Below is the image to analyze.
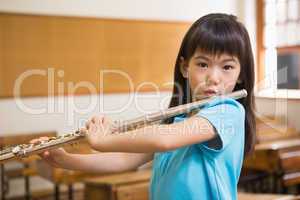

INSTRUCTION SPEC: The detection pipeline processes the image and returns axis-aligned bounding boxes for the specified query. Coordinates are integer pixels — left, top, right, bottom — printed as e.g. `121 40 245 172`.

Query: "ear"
179 57 188 78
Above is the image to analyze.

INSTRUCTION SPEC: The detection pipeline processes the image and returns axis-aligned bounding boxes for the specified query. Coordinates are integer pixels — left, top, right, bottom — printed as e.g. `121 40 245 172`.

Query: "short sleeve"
196 97 245 153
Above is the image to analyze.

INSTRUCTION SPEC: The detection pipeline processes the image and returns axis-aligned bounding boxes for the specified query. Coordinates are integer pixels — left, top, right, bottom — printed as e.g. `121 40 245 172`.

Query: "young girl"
34 13 256 200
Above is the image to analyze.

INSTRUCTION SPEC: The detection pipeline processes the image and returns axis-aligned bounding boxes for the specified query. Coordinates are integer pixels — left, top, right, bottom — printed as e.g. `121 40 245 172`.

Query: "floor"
1 175 84 200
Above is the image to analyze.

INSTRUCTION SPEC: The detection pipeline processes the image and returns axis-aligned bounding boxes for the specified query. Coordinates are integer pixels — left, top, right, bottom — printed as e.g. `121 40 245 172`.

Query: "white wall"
0 0 239 22
0 92 172 135
0 0 257 136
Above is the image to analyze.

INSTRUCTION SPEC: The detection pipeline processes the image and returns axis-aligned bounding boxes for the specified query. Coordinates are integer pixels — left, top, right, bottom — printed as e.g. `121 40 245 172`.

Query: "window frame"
256 0 300 98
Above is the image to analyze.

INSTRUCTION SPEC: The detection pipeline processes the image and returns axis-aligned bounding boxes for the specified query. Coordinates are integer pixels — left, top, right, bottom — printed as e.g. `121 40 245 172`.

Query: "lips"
203 89 218 96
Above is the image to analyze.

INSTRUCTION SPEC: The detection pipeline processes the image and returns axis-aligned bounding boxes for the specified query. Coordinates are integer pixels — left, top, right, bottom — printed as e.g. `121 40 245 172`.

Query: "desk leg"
68 185 73 200
1 164 5 200
55 184 60 200
272 172 281 193
272 173 277 193
297 184 300 194
24 163 31 200
24 176 30 200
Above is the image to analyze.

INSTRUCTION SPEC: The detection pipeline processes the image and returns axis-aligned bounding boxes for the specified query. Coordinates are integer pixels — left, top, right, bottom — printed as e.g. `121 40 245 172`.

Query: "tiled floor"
1 176 84 200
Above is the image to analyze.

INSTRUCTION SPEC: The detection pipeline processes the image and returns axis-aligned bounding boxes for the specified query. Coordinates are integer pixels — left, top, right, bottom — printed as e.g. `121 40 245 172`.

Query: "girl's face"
180 49 241 101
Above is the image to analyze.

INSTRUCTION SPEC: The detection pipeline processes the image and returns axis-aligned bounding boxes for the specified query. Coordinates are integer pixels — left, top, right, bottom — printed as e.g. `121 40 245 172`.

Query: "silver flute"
0 89 247 163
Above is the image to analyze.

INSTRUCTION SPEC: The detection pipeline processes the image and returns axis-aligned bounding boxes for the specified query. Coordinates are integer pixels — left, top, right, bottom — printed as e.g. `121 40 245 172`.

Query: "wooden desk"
84 170 151 200
35 142 105 200
84 169 300 200
244 138 300 172
243 117 300 193
245 116 300 172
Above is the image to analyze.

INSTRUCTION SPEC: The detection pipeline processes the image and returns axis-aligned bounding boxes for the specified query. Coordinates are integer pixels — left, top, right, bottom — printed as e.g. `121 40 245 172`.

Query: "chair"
0 131 56 200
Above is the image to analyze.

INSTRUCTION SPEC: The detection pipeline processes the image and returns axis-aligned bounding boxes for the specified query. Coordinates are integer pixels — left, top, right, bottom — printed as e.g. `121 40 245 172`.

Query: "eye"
223 65 234 70
198 62 208 68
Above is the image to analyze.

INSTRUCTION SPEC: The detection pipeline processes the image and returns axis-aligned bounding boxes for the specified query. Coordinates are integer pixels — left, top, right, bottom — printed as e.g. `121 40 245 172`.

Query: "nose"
206 68 221 85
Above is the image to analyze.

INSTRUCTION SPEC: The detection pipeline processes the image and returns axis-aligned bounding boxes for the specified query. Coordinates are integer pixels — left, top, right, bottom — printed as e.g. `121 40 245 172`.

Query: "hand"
30 137 67 168
84 115 116 149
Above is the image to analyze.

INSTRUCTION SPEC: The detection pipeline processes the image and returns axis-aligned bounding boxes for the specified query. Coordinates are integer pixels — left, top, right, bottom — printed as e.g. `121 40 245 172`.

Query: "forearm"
92 117 215 153
53 152 152 173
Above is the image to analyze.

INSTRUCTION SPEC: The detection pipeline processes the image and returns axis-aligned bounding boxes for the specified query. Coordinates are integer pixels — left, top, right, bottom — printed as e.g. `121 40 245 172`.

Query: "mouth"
203 89 218 97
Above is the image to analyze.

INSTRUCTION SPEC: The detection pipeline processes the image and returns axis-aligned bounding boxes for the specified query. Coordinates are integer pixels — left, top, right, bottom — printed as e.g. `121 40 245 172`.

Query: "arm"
55 152 153 173
87 115 216 153
32 137 153 173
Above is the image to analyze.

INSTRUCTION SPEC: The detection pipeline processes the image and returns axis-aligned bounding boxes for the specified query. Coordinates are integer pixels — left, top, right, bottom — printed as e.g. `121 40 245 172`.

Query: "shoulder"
199 97 245 118
196 97 245 152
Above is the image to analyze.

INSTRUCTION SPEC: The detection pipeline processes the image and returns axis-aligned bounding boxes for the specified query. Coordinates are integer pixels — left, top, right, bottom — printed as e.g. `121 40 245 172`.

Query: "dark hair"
165 13 256 156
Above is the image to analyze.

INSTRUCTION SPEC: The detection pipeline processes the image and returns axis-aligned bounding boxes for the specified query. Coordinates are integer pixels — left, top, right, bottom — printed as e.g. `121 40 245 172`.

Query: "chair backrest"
280 147 300 172
279 147 300 186
0 131 57 148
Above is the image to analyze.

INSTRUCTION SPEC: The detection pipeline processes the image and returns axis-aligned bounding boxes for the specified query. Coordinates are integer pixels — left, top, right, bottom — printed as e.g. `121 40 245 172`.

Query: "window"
257 0 300 92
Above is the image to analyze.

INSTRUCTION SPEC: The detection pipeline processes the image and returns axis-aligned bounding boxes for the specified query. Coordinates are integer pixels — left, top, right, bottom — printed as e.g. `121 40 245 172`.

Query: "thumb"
38 151 50 158
79 127 88 135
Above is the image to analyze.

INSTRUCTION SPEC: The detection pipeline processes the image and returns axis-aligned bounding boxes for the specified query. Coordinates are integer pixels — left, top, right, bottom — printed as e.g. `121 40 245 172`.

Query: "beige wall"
3 0 300 156
0 0 259 135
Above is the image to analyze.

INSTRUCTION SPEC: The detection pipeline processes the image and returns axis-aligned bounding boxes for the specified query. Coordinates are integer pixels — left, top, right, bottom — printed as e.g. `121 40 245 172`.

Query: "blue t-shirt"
150 97 245 200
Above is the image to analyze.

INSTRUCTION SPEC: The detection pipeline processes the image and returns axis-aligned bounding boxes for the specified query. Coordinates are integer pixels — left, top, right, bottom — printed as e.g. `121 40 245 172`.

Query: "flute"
0 89 247 163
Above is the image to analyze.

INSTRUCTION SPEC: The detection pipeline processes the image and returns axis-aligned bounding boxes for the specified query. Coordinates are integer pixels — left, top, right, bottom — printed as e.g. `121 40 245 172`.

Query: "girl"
34 13 256 200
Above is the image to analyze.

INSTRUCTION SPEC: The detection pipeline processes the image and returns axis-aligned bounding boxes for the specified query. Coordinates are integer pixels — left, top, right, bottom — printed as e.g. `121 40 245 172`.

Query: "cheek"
224 74 240 90
224 82 236 91
188 71 206 90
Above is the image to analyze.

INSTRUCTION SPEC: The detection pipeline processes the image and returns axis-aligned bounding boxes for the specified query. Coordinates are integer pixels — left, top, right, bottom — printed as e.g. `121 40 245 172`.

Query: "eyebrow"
222 58 238 63
194 55 210 61
194 55 238 63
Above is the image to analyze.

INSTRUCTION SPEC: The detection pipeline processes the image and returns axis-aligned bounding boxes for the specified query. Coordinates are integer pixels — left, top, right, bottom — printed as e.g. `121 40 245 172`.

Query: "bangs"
185 18 245 59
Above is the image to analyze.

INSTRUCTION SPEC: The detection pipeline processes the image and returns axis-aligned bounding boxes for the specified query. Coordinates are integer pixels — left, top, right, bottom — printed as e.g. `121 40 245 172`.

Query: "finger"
42 151 50 157
86 123 95 133
111 123 119 133
39 137 49 141
30 137 49 144
102 116 110 124
79 127 89 135
91 115 104 124
79 127 88 135
100 115 104 123
91 116 96 123
91 124 100 133
37 151 48 158
85 120 92 129
103 117 118 133
43 155 60 168
30 139 39 144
